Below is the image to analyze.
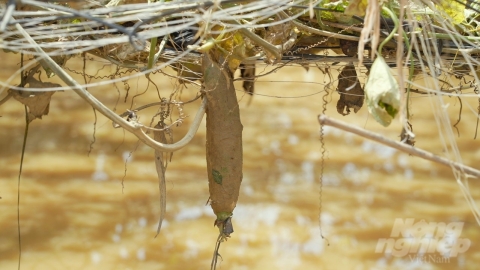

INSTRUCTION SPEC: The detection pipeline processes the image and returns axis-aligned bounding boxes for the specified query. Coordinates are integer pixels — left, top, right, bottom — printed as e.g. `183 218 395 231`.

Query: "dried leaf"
364 56 400 127
9 76 58 123
264 21 292 63
298 62 310 72
222 216 234 237
340 39 358 57
240 63 255 105
40 55 70 78
400 122 416 146
336 63 364 116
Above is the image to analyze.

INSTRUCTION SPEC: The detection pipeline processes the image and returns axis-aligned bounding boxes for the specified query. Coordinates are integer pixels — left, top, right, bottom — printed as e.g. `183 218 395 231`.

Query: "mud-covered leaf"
9 76 58 123
336 63 364 116
364 56 400 127
203 52 243 217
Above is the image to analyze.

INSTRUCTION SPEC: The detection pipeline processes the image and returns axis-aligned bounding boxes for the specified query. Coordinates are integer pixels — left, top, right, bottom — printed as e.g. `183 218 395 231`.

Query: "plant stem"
378 6 398 54
318 115 480 178
147 37 158 71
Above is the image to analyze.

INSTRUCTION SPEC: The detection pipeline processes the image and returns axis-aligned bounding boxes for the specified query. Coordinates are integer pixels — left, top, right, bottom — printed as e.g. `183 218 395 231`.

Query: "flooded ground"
1 52 480 270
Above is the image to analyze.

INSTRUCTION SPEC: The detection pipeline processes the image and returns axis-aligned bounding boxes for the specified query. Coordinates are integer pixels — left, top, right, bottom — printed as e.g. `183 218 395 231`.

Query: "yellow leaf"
345 0 368 16
437 0 465 25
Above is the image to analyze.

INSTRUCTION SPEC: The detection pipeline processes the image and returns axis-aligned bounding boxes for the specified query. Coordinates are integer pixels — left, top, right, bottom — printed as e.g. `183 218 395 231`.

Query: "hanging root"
210 216 233 270
153 121 168 237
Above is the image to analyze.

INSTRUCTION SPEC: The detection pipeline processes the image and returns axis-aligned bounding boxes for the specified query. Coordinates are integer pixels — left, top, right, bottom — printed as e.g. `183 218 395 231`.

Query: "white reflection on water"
280 172 296 185
398 154 410 168
119 246 128 259
404 169 414 180
322 124 344 137
344 132 355 145
234 204 281 229
322 173 341 186
301 161 315 184
321 212 335 227
307 150 322 160
183 239 200 258
136 248 146 261
288 134 299 145
242 183 254 197
91 251 102 264
112 234 121 243
270 140 282 155
138 217 147 227
175 206 206 221
92 152 108 181
277 112 292 129
302 228 324 255
115 223 123 233
384 161 395 172
122 151 132 163
361 140 397 159
270 228 302 267
342 162 357 178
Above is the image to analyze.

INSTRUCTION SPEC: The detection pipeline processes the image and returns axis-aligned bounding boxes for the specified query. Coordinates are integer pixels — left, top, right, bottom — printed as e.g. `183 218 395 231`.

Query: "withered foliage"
336 63 364 116
340 39 358 57
9 75 58 123
239 63 255 104
400 122 416 146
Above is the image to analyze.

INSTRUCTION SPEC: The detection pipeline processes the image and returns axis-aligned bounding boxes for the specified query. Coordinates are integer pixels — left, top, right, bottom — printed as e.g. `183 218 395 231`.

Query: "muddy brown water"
1 52 480 270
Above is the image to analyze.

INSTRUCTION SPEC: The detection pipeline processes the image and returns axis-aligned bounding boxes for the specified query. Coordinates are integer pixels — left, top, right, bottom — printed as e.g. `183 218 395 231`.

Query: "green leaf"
378 100 398 118
212 169 223 185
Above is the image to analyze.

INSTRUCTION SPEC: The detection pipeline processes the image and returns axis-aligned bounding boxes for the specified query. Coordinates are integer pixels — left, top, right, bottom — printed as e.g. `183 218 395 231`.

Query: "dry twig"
318 115 480 178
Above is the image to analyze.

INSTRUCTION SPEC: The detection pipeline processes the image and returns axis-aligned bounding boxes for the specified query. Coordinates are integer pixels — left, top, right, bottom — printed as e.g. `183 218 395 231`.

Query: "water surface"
1 53 480 269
